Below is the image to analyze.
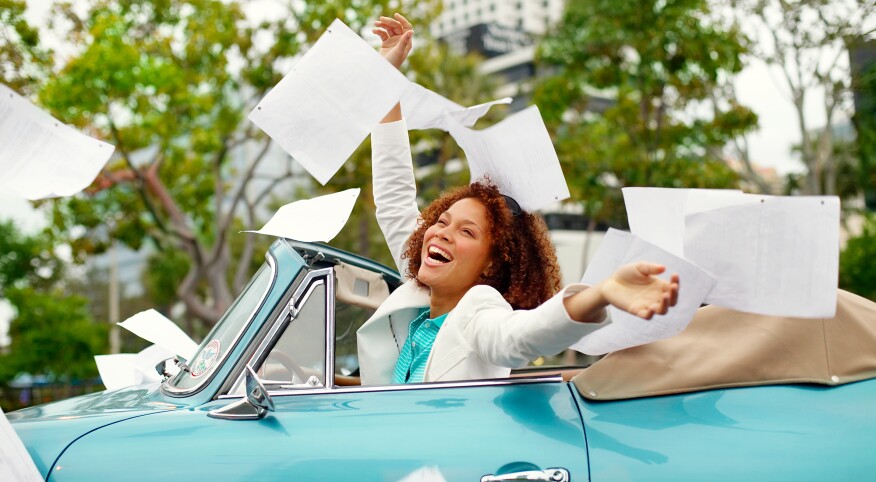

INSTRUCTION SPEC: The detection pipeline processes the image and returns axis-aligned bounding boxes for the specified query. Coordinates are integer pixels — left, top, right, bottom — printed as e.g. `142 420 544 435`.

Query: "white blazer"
356 120 608 386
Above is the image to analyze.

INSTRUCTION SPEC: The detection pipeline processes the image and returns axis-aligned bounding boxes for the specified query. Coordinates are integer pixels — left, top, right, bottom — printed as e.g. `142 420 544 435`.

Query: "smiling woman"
355 13 680 387
406 182 561 313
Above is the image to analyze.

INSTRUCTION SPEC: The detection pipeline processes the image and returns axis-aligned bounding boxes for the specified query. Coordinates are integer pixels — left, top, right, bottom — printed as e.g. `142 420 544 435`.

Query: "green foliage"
839 216 876 302
536 0 755 225
0 220 63 296
0 288 106 382
143 247 190 307
852 48 876 209
38 0 439 323
0 0 51 94
0 220 105 384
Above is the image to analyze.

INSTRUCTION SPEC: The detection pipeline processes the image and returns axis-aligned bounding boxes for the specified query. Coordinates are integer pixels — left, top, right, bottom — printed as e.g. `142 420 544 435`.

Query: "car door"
49 262 591 481
208 265 591 481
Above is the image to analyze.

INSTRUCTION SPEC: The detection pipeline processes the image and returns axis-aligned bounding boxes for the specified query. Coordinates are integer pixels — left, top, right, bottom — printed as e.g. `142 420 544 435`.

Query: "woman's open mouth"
426 245 453 265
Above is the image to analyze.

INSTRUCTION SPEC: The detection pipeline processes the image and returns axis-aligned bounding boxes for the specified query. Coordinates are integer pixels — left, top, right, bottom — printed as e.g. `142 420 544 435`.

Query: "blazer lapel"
357 280 430 385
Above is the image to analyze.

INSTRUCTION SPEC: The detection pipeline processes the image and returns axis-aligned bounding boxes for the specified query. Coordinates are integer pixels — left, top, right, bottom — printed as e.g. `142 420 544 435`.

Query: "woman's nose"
436 226 451 241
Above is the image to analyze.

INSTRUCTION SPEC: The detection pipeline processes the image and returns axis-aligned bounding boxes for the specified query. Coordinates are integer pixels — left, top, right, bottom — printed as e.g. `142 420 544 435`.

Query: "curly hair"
402 180 562 310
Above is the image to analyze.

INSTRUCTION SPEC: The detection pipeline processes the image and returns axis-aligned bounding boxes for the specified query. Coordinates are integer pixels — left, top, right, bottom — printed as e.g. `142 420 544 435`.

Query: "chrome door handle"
481 468 569 482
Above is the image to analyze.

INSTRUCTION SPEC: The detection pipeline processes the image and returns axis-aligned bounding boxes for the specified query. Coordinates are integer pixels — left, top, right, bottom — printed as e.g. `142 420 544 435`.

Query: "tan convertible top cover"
572 289 876 400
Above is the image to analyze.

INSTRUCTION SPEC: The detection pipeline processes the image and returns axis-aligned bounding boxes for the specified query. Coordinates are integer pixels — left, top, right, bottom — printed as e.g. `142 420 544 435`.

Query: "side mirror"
208 365 275 420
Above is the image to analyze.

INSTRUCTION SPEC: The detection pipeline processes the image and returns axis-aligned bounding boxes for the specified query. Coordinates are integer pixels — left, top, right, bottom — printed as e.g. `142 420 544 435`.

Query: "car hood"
8 383 185 478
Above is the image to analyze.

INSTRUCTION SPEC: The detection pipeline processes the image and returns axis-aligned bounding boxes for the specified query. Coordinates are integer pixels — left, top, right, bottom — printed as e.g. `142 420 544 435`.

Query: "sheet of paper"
243 188 359 242
445 105 569 212
248 19 409 185
118 309 199 360
622 188 745 256
95 354 140 391
570 229 716 355
0 408 43 482
400 83 511 131
94 345 173 391
684 195 840 317
0 84 114 200
135 344 176 381
400 83 463 130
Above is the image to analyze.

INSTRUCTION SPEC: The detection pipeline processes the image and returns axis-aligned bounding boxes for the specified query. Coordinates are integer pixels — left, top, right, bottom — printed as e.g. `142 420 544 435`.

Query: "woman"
356 14 679 386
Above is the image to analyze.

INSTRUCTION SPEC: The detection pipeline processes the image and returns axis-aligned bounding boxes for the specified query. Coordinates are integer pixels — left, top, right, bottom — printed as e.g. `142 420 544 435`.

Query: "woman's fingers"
669 274 680 306
636 262 666 277
379 15 404 34
372 28 389 41
395 13 413 30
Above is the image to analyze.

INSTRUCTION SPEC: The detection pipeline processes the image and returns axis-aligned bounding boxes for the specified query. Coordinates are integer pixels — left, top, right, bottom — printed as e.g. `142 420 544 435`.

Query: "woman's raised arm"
371 13 418 275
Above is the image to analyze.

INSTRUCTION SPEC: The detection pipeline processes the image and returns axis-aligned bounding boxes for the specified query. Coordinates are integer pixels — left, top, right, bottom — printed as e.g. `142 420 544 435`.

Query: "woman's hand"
373 13 413 69
563 262 680 323
599 263 680 319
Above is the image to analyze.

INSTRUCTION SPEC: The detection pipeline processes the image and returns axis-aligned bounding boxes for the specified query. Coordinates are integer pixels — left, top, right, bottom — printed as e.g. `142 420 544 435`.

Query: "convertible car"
9 239 876 481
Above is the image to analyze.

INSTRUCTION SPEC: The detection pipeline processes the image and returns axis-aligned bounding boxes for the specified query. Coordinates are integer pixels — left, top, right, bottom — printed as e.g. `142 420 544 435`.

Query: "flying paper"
248 19 409 185
623 187 840 318
0 84 114 200
571 229 716 356
684 195 840 317
401 82 512 131
118 309 199 360
445 105 569 212
94 344 176 391
622 187 747 256
244 188 359 243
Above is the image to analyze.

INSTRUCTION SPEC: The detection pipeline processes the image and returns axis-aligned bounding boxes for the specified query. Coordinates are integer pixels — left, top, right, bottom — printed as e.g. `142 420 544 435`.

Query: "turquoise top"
391 308 449 384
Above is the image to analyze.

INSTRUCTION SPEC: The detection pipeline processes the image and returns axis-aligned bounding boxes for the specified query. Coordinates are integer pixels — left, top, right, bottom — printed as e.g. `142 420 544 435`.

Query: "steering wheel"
264 350 310 384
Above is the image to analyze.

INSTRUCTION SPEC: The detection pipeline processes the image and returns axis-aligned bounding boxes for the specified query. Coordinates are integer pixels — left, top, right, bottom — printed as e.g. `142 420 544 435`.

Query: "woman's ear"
480 258 494 279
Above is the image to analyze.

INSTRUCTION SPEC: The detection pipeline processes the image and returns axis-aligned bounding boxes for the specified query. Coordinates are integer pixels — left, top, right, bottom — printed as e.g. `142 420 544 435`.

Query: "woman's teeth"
428 245 451 263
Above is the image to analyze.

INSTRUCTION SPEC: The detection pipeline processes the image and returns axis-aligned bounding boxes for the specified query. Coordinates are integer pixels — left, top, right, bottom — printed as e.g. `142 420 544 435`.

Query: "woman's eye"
462 229 474 237
436 219 447 226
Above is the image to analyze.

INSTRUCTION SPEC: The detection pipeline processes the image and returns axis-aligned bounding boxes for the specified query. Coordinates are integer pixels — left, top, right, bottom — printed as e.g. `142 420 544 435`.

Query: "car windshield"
165 260 275 392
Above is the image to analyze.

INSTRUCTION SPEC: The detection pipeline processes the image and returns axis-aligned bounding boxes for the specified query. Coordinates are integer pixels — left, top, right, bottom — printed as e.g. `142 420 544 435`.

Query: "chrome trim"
228 268 333 394
163 252 278 396
218 375 564 400
324 270 336 389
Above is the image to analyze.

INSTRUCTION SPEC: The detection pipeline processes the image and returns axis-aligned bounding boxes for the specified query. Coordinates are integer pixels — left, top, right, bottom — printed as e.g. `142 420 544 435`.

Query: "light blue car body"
10 240 876 481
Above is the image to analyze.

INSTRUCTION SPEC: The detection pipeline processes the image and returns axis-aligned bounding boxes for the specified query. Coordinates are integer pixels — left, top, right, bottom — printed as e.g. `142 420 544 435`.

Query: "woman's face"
417 197 493 296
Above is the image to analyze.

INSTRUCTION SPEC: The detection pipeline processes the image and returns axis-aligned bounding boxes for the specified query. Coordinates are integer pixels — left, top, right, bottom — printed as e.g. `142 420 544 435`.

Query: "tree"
734 0 876 197
839 215 876 301
0 0 51 95
0 220 63 295
536 0 757 226
0 288 106 388
850 40 876 210
0 220 105 389
39 0 437 328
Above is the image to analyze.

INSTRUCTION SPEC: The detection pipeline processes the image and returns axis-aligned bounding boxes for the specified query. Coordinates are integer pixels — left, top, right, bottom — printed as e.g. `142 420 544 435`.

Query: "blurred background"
0 0 874 410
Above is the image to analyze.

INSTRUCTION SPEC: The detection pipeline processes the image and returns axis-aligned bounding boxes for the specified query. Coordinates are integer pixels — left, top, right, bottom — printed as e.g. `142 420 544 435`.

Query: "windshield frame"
162 252 277 397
